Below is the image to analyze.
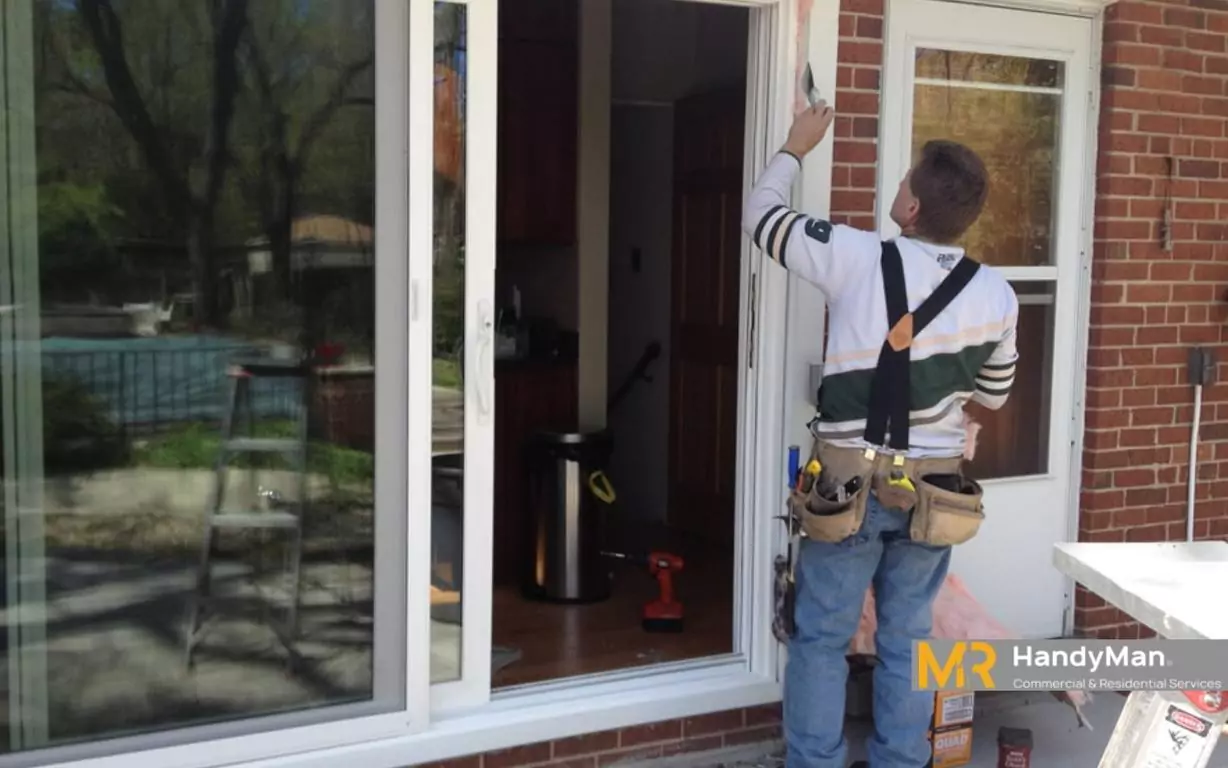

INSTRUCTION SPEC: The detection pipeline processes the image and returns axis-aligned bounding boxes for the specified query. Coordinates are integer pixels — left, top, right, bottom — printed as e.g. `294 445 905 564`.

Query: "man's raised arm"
741 101 877 299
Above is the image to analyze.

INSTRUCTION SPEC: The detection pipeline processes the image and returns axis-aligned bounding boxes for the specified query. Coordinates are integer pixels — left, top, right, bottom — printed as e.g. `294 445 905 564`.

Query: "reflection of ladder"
184 355 309 669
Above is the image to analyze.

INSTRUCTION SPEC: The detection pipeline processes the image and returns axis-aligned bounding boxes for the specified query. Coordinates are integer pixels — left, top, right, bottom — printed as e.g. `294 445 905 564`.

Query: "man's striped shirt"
743 151 1020 459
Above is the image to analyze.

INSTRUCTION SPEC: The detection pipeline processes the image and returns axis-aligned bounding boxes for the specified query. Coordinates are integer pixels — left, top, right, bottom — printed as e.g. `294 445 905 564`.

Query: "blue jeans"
783 493 951 768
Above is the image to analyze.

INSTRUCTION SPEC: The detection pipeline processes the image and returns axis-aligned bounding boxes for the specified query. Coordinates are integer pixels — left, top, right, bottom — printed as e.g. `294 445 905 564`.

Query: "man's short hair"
909 140 989 244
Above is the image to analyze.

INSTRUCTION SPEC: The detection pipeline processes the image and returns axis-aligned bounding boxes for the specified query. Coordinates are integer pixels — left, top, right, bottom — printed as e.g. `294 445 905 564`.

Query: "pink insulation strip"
794 0 815 114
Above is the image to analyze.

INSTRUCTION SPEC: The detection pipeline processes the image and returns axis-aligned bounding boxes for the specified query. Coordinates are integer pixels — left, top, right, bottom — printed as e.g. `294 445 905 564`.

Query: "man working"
744 100 1018 768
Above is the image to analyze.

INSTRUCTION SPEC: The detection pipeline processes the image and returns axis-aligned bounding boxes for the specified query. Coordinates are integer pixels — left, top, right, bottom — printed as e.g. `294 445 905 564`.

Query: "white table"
1053 541 1228 641
1054 541 1228 767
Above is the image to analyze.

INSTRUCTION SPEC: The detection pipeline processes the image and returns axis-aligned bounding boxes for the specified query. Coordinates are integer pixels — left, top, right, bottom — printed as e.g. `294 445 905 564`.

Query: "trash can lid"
533 430 610 444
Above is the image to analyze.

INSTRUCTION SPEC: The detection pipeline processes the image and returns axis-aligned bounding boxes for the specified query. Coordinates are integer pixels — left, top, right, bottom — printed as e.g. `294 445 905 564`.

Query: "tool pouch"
871 473 917 512
787 472 872 543
909 472 985 547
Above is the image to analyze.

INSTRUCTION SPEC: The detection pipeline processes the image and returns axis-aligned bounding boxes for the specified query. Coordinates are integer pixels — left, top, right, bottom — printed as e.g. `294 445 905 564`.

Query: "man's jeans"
783 492 951 768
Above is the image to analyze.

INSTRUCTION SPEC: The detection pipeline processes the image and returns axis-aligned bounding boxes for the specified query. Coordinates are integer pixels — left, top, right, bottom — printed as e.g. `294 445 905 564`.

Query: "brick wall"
831 0 884 228
411 705 781 768
1079 0 1228 638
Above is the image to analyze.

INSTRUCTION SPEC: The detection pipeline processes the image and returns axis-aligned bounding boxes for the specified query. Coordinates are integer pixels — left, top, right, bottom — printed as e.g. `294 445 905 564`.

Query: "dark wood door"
668 86 745 549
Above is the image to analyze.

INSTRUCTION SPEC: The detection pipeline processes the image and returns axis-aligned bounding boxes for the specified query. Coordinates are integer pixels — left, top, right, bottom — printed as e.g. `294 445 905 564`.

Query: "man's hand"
782 100 835 159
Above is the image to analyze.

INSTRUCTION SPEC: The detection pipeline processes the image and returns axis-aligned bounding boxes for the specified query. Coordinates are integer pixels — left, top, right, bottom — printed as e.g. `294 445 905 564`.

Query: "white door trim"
877 0 1098 638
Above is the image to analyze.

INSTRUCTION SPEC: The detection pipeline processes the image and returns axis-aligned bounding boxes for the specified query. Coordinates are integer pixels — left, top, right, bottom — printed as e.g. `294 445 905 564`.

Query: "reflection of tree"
911 54 1059 267
35 1 377 339
433 4 466 366
70 0 250 328
242 2 374 304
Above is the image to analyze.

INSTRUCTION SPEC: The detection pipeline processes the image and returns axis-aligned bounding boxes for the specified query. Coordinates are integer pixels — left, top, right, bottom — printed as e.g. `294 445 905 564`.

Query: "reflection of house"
245 214 374 274
235 215 375 322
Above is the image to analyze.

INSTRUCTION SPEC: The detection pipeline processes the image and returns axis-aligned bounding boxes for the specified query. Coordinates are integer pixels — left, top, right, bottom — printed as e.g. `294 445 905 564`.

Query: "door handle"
476 299 494 426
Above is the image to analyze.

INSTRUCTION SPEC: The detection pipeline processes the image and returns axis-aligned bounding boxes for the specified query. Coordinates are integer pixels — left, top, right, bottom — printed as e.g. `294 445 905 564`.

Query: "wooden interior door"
668 85 745 550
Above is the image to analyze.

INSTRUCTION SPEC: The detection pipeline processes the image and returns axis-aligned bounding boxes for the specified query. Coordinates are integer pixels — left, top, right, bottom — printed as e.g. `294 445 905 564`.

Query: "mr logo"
914 641 997 690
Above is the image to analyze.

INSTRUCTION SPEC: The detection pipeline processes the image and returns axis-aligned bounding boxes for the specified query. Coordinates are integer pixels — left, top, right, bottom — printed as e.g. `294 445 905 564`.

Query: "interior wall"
606 0 748 526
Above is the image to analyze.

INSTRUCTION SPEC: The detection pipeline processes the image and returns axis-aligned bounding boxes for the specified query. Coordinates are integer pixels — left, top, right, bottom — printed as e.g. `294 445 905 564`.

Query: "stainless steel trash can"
523 430 614 603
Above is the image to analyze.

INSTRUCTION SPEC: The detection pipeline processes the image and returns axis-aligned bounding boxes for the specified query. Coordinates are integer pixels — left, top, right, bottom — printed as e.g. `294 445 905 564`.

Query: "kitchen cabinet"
497 0 578 246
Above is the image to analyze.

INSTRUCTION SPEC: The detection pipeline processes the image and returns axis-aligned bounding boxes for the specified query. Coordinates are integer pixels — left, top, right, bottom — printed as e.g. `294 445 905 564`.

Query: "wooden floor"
491 537 735 688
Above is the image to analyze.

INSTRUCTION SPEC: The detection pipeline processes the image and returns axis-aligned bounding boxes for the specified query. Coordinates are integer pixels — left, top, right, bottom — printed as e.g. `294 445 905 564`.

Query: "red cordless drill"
642 551 684 632
602 550 685 632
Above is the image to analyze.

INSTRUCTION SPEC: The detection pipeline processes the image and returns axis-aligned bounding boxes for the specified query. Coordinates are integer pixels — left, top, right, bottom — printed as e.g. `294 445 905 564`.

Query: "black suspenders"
862 241 981 451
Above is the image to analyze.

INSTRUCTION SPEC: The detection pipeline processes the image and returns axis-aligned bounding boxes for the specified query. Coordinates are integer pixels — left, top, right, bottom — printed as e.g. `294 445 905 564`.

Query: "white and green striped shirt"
744 151 1019 459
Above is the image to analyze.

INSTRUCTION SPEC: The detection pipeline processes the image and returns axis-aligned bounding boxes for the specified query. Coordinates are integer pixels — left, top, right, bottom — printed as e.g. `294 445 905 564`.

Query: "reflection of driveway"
433 386 463 456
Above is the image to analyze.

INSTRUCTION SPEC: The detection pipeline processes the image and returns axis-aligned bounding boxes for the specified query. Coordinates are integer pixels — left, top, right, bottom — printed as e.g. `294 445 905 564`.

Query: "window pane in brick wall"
915 49 1063 89
964 281 1055 480
911 61 1062 268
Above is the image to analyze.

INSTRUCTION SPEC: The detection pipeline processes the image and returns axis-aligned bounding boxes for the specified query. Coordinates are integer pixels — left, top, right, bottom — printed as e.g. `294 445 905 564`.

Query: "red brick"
1141 24 1185 46
661 738 723 758
619 720 682 747
745 704 783 726
1167 49 1207 72
1189 31 1227 52
840 0 884 15
1183 116 1224 137
839 90 879 114
1108 44 1163 67
838 14 856 37
833 141 876 164
837 63 854 88
723 726 781 747
841 41 882 65
553 732 620 758
682 711 743 738
485 743 553 768
1127 283 1171 303
850 166 876 188
1138 69 1185 93
852 116 878 138
597 747 662 767
852 68 880 90
1106 21 1140 43
1113 2 1163 23
1165 6 1207 28
1181 158 1221 177
855 15 883 39
1138 112 1181 134
1160 92 1204 113
420 758 482 768
539 760 598 768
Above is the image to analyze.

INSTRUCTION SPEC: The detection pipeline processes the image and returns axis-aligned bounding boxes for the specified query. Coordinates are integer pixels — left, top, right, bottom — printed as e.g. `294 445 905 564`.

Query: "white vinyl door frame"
424 0 803 716
876 0 1101 638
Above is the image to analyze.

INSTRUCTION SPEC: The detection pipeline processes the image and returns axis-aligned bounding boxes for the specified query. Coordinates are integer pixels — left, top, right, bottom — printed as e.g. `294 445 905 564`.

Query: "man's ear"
902 199 921 230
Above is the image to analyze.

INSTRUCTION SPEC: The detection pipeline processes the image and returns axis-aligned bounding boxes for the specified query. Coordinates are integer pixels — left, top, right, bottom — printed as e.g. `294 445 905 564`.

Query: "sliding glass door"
417 0 498 710
0 0 413 762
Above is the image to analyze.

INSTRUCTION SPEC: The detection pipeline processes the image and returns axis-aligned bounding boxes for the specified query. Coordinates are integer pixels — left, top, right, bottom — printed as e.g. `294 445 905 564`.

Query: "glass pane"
430 1 465 685
2 0 378 753
965 281 1054 479
915 49 1062 88
911 56 1063 267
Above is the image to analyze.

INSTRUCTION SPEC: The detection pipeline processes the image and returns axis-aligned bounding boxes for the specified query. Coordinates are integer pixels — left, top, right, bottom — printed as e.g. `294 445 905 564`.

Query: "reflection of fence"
42 345 301 435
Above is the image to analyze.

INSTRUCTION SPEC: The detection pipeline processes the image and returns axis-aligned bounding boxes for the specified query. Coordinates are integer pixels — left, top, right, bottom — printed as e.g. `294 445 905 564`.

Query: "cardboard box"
931 691 975 767
935 690 976 729
932 725 973 768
